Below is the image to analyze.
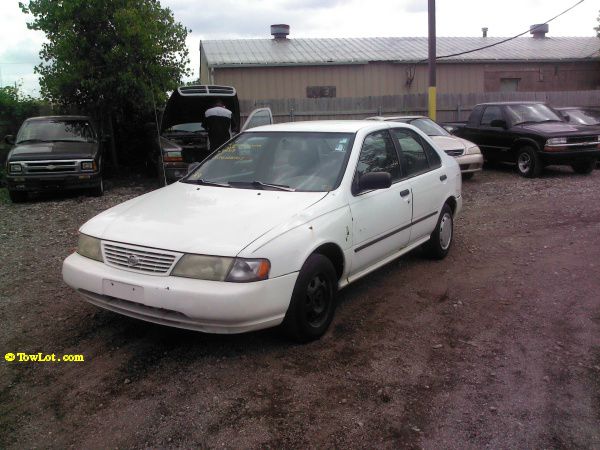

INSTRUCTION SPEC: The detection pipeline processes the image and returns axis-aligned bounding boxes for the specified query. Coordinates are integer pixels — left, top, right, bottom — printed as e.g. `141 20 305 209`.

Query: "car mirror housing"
490 119 507 129
355 171 392 194
4 134 15 145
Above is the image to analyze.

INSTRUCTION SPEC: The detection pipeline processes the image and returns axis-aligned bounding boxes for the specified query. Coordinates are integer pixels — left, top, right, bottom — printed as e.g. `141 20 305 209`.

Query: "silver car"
367 116 483 179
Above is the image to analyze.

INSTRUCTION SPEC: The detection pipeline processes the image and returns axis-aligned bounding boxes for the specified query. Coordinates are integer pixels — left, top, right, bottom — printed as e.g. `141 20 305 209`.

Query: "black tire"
281 254 338 343
89 178 104 197
423 204 453 260
571 158 596 175
8 190 27 203
462 172 474 180
516 146 542 178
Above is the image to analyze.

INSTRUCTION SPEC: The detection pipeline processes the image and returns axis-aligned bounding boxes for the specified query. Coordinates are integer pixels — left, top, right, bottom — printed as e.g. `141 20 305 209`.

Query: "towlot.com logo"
4 352 84 363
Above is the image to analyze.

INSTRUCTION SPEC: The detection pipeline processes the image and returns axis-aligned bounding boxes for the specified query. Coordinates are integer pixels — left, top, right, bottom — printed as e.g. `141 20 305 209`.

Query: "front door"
241 108 273 132
348 130 413 276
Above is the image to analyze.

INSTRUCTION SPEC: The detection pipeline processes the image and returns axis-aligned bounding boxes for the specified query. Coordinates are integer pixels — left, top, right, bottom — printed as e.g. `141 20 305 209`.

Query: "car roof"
366 115 427 121
25 115 92 121
554 106 599 111
246 120 412 133
477 101 546 106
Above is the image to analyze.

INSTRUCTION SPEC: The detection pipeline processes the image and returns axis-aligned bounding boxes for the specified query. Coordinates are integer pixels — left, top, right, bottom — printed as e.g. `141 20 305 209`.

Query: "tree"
0 84 45 136
20 0 191 167
596 10 599 37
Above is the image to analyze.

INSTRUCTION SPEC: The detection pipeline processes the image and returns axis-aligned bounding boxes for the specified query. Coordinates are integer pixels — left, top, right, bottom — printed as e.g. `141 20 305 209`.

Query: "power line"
418 0 587 63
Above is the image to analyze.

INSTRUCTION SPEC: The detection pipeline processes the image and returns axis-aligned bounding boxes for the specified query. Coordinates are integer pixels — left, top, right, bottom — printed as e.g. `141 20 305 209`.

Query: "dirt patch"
1 167 600 448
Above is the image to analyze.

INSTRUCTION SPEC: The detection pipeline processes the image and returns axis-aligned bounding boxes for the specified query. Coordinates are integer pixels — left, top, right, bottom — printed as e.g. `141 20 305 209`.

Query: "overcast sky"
1 0 598 96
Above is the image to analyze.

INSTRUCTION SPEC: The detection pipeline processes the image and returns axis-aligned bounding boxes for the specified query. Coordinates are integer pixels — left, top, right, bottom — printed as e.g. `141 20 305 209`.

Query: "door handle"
440 174 447 181
400 189 410 197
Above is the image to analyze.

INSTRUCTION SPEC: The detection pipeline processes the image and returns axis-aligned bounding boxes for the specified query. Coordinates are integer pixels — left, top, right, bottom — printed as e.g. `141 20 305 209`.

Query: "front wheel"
571 158 596 175
8 189 28 203
423 204 453 260
89 178 104 197
516 146 542 178
281 254 337 343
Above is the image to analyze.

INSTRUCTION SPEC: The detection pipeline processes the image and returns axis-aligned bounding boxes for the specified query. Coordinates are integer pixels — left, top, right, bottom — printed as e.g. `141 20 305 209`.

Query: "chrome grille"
444 149 464 157
103 243 178 274
23 160 79 174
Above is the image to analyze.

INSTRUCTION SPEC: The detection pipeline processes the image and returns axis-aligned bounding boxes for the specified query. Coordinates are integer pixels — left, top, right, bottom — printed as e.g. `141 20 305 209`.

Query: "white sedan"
367 116 483 179
63 121 462 342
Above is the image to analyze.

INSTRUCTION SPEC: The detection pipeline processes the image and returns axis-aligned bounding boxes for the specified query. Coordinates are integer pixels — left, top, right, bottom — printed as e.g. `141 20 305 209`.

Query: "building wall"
209 61 600 101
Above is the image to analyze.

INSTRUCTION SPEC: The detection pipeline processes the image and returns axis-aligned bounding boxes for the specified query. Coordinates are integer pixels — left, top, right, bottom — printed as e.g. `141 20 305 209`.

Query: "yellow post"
428 86 437 121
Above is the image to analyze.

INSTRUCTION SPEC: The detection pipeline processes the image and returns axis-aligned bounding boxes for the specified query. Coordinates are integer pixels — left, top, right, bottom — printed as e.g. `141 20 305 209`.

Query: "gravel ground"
1 166 599 449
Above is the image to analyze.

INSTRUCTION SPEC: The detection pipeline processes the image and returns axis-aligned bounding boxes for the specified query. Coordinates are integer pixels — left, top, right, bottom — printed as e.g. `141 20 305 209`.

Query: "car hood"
513 122 598 136
8 141 98 161
430 135 475 151
80 182 328 256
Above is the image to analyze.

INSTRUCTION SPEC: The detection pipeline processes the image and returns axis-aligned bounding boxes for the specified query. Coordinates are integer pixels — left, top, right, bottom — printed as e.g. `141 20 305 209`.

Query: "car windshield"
505 104 564 126
164 122 205 133
184 131 354 192
16 119 96 144
564 109 600 125
407 118 450 136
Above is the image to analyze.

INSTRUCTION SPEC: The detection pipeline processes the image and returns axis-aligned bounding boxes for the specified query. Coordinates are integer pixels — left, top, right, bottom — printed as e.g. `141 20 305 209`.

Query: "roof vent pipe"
530 23 549 39
482 27 488 38
271 24 290 40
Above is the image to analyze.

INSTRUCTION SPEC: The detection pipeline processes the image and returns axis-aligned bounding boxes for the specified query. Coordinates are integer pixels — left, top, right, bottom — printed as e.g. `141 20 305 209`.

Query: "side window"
355 131 401 182
422 140 441 168
391 129 430 176
480 106 503 126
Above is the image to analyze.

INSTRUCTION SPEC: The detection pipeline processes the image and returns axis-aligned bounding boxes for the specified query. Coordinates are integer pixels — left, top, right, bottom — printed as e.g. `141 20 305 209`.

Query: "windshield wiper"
184 178 230 187
229 180 295 191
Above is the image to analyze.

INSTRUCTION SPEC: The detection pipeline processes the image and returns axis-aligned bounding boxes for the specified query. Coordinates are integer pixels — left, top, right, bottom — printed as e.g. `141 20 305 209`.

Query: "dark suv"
5 116 103 202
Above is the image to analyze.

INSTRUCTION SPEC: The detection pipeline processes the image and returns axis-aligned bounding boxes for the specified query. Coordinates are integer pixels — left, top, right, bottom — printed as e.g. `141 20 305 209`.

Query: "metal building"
199 25 600 102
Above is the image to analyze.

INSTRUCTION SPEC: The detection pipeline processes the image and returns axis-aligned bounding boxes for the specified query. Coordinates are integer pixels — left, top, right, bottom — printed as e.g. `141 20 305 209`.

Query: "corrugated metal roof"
202 36 600 67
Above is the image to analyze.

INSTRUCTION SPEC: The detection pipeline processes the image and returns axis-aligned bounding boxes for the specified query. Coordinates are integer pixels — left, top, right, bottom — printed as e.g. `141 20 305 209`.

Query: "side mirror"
562 114 571 122
187 162 201 174
354 171 392 194
4 135 15 145
490 119 507 129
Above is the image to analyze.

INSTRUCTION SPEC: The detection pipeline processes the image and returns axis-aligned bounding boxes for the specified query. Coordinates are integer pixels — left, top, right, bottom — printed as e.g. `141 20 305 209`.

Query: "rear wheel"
516 146 542 178
282 254 337 343
423 204 453 260
571 158 596 175
8 190 27 203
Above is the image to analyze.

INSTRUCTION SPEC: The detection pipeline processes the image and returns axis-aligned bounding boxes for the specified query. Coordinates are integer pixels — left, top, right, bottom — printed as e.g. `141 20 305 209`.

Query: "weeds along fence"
240 90 600 124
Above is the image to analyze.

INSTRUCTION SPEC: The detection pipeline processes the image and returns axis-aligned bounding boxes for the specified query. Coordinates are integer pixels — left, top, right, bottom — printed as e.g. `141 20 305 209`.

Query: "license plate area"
102 279 144 302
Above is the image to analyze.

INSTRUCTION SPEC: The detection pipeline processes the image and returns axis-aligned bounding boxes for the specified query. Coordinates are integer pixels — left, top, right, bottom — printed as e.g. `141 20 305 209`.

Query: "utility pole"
428 0 436 121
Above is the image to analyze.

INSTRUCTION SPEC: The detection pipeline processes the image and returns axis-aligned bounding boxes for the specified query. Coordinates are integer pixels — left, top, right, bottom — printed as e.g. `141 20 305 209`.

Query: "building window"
306 86 336 98
500 78 520 92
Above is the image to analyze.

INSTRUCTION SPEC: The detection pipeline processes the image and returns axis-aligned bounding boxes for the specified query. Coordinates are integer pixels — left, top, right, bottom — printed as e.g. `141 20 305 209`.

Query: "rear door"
390 128 446 243
240 108 273 132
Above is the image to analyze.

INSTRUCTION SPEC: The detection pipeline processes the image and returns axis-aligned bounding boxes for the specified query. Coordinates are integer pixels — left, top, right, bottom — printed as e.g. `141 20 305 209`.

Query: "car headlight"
546 137 567 145
171 254 233 281
9 163 22 173
465 145 481 155
77 234 103 262
81 161 96 171
171 255 270 282
163 151 183 162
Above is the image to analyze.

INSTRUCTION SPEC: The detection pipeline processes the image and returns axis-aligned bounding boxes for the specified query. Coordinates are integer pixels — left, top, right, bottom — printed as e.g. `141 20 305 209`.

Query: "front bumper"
7 172 101 192
540 149 600 165
456 153 483 173
62 253 297 334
